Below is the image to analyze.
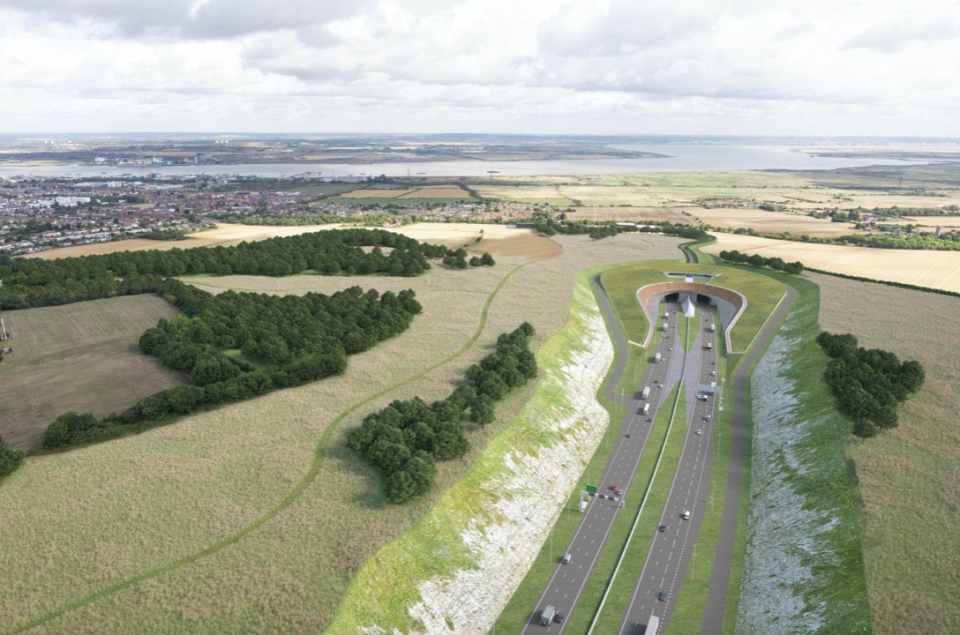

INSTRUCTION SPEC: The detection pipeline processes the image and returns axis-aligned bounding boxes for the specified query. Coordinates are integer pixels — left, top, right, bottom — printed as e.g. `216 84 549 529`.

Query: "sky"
0 0 958 136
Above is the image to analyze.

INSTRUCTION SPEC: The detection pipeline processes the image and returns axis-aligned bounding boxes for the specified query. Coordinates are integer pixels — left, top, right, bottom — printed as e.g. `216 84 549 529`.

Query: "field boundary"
2 263 527 635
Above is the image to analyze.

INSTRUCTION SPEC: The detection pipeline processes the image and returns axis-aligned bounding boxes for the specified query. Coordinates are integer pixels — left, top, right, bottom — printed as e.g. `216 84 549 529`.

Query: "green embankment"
327 264 633 634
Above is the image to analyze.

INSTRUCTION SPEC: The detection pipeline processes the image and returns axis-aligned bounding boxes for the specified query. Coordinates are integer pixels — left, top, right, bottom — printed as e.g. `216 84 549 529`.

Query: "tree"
470 395 496 426
469 256 482 267
0 435 25 479
480 252 496 266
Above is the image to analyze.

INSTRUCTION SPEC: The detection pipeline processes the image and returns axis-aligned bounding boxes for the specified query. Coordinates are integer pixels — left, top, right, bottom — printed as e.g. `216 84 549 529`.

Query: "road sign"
586 485 598 494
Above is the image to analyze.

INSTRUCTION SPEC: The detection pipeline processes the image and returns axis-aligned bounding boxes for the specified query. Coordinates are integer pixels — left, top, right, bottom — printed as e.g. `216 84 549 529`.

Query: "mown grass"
0 295 184 449
813 273 960 635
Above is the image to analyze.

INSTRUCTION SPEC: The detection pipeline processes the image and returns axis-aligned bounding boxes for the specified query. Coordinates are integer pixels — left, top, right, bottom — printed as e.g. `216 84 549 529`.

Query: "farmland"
0 295 184 449
814 273 960 635
0 232 685 635
565 206 696 225
702 233 960 293
690 207 863 236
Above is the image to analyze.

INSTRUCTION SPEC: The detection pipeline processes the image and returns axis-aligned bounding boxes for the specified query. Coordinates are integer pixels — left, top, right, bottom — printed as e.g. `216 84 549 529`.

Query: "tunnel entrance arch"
636 282 748 352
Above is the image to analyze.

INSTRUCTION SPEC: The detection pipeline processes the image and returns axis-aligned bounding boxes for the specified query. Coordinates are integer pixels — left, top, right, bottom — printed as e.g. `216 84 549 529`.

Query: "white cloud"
0 0 957 134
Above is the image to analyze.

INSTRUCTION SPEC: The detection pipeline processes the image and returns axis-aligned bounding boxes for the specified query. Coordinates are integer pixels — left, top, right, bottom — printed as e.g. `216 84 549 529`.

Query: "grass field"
338 186 472 200
813 273 960 635
703 232 960 293
0 295 184 449
0 233 685 635
690 207 863 236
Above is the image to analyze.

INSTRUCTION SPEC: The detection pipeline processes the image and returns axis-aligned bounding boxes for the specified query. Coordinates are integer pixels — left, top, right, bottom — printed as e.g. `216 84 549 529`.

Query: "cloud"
0 0 958 134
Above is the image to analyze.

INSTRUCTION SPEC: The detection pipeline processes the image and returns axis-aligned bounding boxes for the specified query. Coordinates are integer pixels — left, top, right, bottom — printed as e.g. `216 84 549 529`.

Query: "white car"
682 510 691 520
695 429 702 435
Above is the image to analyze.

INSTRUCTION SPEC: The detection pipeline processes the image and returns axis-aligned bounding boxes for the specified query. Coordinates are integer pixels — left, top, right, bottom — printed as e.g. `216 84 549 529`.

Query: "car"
616 489 623 497
658 524 666 532
657 591 667 602
625 433 631 438
682 510 691 520
668 347 673 351
562 553 572 564
647 418 653 422
609 484 618 491
695 429 702 435
710 371 716 376
705 414 712 421
555 613 565 623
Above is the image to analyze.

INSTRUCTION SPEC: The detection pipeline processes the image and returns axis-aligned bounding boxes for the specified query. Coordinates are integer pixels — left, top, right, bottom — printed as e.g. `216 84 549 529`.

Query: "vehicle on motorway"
707 342 713 350
657 591 667 601
554 612 564 624
539 605 556 626
654 352 662 363
682 510 691 520
646 614 661 633
562 553 571 564
642 386 651 399
609 484 618 491
659 524 666 532
642 403 651 415
705 414 712 421
696 429 702 435
616 489 623 496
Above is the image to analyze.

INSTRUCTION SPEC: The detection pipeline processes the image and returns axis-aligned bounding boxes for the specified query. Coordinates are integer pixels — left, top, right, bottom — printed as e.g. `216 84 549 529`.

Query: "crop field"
813 273 960 635
565 206 697 224
473 183 578 206
690 207 863 236
381 222 559 254
895 215 960 228
31 223 343 260
703 233 960 293
466 233 562 261
0 232 686 635
0 295 184 449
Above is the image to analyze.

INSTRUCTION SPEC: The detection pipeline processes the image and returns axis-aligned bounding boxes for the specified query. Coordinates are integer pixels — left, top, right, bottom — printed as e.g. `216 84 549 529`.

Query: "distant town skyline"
1 0 958 136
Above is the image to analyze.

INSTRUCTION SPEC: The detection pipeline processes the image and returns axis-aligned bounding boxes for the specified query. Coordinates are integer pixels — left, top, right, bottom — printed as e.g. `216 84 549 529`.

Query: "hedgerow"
718 249 804 274
348 323 537 503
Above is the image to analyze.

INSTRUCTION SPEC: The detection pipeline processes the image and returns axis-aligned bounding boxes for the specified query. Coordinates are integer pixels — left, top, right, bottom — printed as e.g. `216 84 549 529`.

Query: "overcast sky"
1 0 958 136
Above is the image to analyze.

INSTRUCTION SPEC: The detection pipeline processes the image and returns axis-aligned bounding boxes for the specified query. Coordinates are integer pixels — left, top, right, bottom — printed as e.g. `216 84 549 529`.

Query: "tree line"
42 278 422 449
718 249 805 275
817 332 925 438
348 323 537 503
530 212 710 242
0 228 452 310
0 435 24 482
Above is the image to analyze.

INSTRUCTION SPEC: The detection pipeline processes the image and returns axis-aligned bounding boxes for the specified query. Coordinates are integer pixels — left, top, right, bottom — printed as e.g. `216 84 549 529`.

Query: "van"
562 553 572 565
540 605 556 626
682 510 691 520
642 404 651 416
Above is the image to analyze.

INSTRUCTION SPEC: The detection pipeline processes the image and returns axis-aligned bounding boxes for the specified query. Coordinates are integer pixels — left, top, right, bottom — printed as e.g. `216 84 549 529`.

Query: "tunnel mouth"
636 282 748 352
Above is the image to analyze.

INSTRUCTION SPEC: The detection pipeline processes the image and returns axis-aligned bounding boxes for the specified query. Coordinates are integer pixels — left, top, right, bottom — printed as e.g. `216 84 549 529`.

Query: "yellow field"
32 223 343 259
703 233 960 292
691 208 862 236
381 222 552 252
897 216 960 228
565 206 696 224
340 189 412 198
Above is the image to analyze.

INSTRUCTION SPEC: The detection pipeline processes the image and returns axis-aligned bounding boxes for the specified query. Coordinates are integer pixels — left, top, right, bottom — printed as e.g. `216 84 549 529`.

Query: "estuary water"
0 143 922 179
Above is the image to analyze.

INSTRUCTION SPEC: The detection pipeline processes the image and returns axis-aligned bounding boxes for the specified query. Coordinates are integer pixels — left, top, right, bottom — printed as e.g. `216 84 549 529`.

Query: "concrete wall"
636 282 748 352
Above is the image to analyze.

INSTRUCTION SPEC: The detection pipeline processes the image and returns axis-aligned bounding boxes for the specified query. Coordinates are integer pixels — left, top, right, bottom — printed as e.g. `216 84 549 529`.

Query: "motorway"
517 283 683 633
618 298 718 634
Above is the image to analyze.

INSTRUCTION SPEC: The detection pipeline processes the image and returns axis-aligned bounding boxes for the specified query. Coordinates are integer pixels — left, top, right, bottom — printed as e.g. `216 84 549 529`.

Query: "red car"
609 484 618 491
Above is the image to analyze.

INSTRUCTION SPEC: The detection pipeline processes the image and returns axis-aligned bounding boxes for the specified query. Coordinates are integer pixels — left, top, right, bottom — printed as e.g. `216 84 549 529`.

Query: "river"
0 143 924 179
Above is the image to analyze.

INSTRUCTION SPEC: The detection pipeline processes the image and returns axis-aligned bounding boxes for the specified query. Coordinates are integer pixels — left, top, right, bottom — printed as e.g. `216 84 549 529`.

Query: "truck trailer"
646 614 660 634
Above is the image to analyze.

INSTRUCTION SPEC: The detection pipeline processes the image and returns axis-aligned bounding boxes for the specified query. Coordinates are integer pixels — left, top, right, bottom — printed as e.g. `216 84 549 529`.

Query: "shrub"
0 435 25 480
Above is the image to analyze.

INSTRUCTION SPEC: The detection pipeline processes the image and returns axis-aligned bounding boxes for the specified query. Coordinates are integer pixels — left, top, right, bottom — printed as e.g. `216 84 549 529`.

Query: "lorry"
642 403 651 415
540 605 556 626
646 614 660 634
641 386 651 399
654 352 662 363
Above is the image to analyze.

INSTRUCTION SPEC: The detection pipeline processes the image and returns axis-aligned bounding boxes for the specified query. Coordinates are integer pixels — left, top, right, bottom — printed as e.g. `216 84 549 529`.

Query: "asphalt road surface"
618 298 719 634
517 280 682 633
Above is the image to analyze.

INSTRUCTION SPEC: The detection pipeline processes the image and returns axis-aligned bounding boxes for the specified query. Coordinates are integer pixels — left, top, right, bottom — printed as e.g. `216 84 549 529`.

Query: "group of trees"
348 323 537 503
817 332 925 438
442 248 496 269
0 229 452 309
529 211 710 242
41 282 422 449
718 249 805 275
0 435 24 481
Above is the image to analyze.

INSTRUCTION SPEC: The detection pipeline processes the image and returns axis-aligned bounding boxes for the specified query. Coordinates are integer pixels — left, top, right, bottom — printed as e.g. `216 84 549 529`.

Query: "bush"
42 412 100 449
0 435 25 480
